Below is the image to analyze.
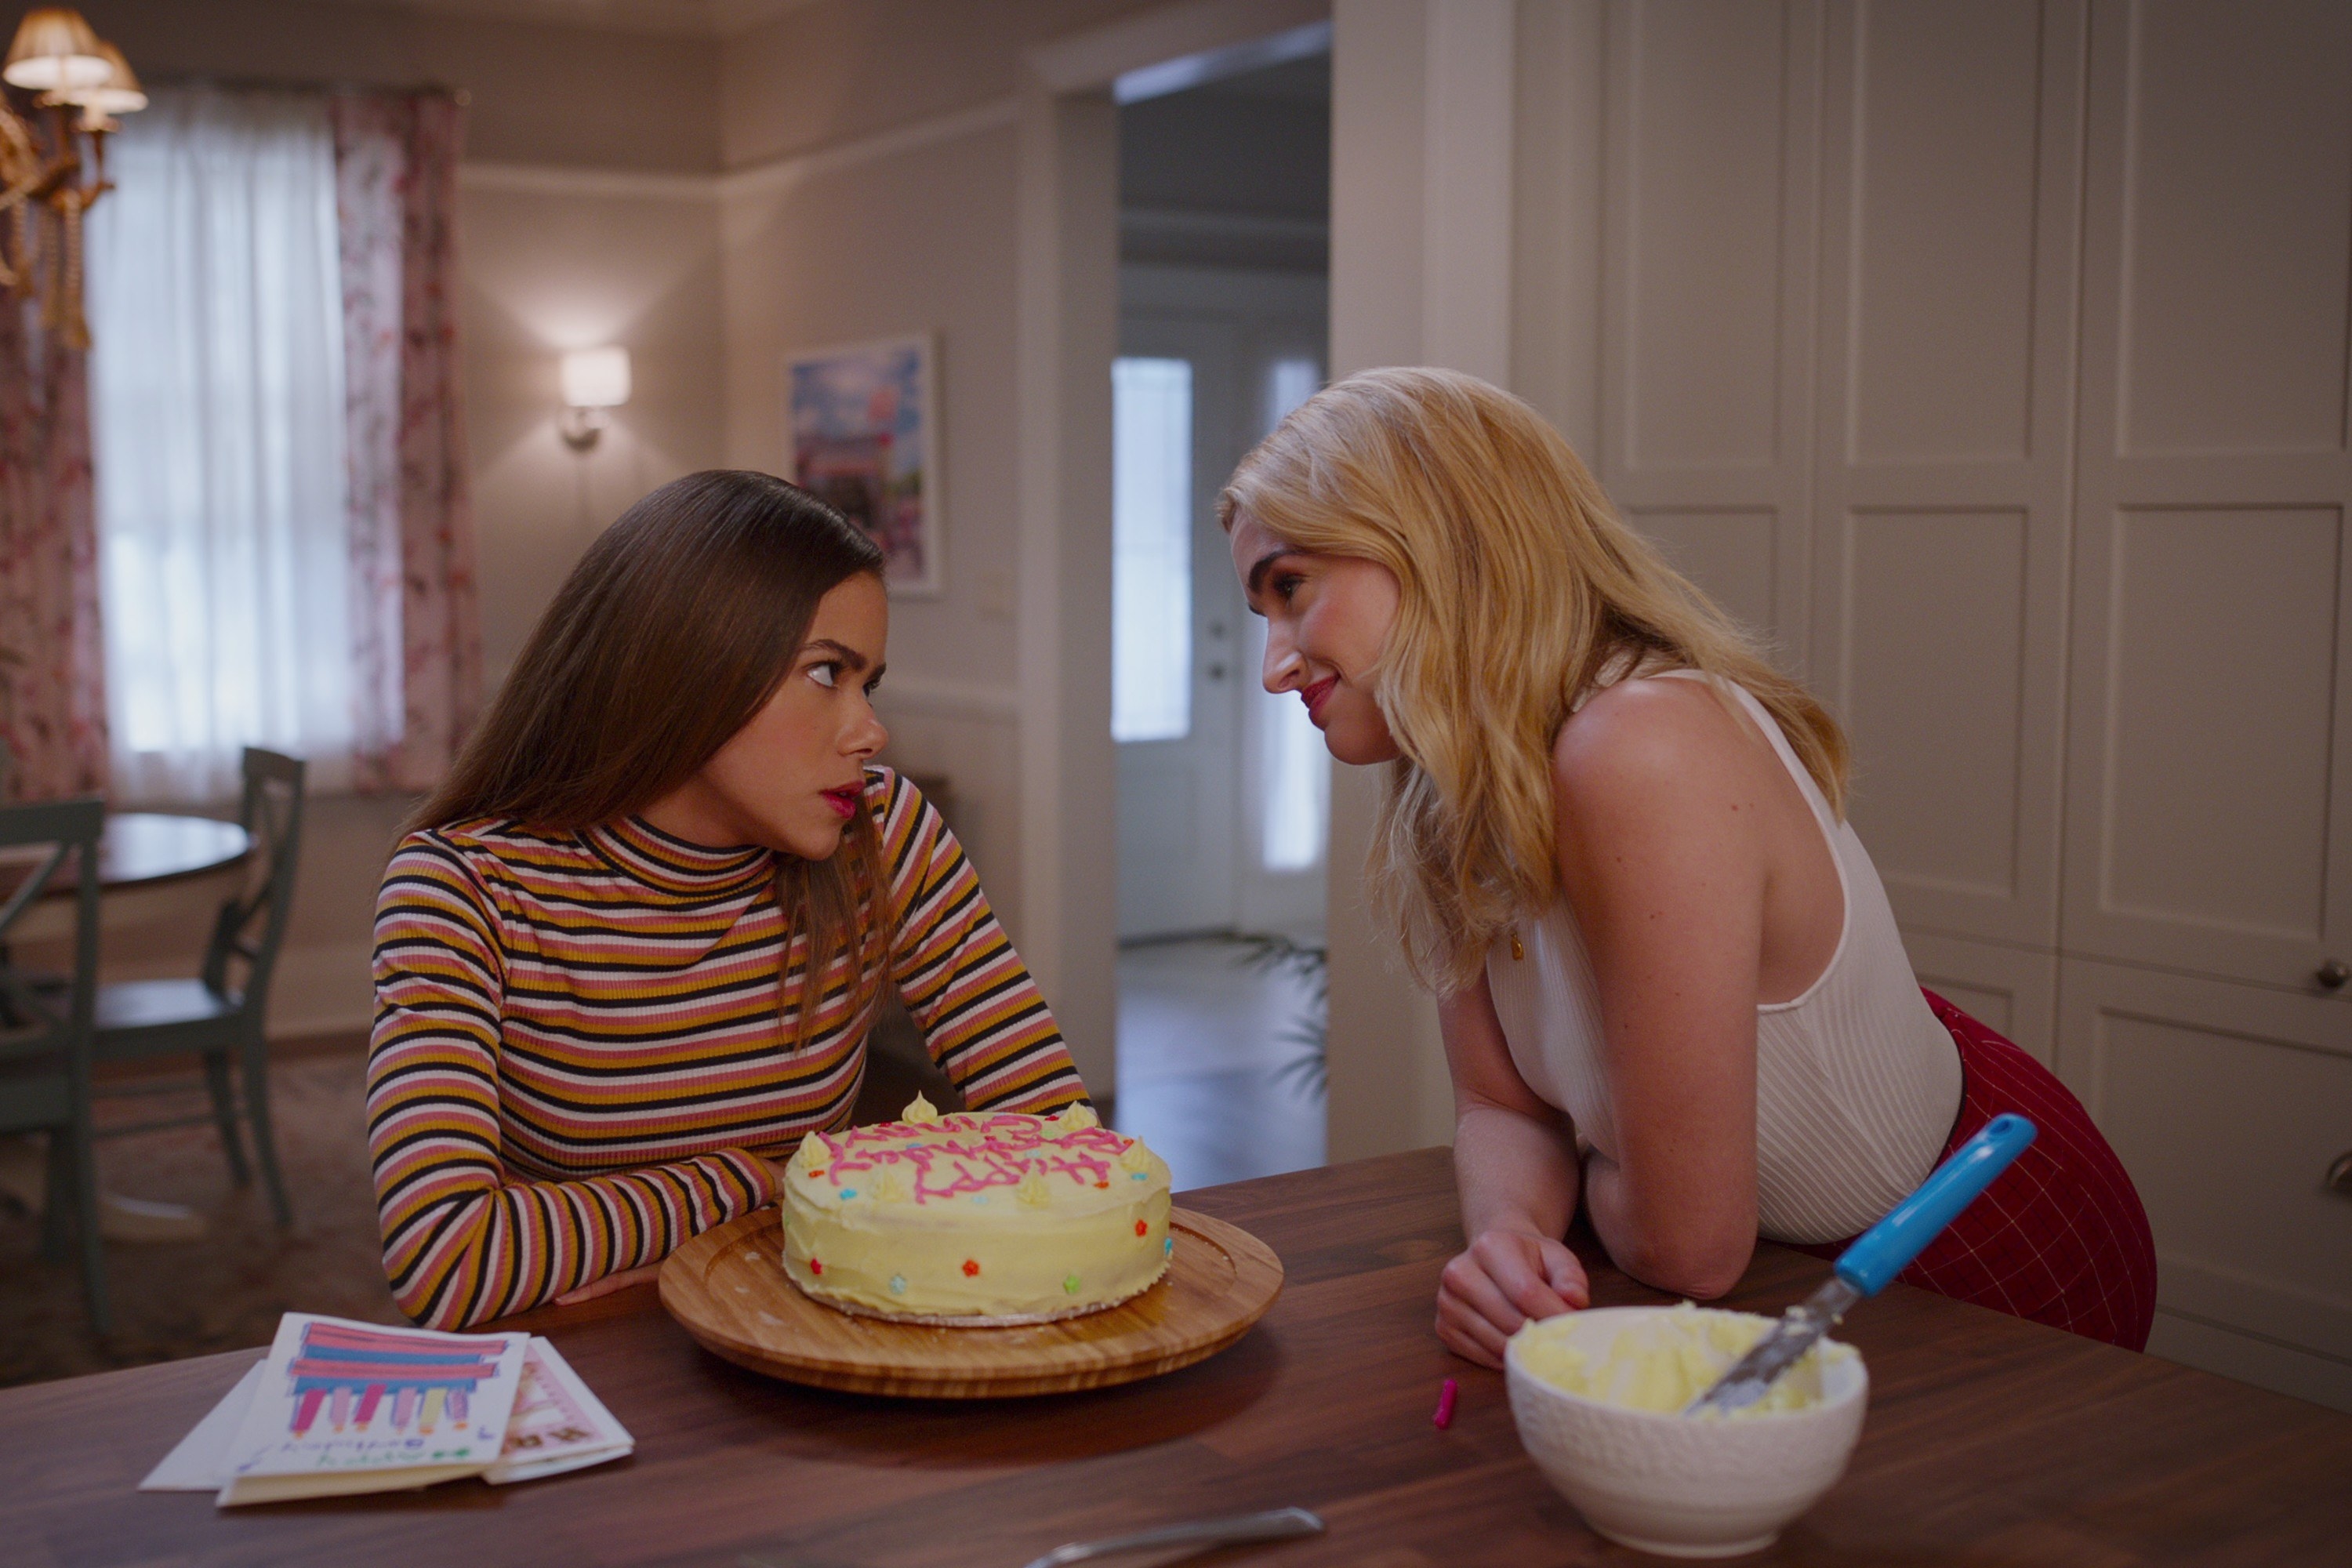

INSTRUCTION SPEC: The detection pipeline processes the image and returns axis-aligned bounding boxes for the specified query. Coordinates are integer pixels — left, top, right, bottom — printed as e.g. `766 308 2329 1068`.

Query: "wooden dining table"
5 1147 2348 1566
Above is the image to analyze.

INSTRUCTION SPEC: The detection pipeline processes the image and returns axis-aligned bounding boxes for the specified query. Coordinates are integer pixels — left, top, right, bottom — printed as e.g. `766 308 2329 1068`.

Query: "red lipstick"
1301 676 1338 724
821 786 861 819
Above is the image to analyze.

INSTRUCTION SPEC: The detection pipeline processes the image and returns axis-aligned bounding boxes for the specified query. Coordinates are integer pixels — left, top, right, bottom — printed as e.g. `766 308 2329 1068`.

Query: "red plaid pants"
1793 989 2158 1351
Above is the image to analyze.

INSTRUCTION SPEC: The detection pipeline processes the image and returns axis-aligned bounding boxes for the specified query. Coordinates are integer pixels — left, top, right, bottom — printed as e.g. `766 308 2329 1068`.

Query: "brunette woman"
1222 368 2155 1366
369 471 1085 1330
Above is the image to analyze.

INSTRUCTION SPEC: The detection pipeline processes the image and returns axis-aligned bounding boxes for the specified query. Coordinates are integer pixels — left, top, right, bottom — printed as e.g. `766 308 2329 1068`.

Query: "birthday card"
143 1325 633 1504
215 1313 530 1505
484 1337 633 1484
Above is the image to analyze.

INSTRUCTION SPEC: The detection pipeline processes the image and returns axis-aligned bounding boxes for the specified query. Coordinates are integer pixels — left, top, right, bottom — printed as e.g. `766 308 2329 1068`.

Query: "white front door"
1114 314 1247 938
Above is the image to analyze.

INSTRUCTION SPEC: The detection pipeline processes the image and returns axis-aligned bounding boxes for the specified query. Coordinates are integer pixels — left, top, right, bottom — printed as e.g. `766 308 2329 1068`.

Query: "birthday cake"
779 1096 1174 1324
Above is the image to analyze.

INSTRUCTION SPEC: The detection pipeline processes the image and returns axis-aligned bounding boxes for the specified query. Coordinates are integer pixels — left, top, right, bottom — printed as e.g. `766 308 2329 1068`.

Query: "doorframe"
1011 0 1330 1102
1313 0 1521 1160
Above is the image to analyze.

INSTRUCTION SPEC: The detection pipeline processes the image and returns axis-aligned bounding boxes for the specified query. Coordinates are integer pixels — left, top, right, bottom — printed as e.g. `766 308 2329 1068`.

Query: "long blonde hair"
1219 368 1848 996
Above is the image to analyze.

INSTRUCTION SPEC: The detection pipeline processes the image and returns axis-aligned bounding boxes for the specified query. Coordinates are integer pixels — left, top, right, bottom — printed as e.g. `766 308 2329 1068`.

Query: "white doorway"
1109 42 1332 1189
1113 269 1330 941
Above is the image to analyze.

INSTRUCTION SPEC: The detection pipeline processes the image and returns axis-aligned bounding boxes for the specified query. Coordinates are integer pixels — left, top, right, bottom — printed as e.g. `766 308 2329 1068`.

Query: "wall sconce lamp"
559 347 630 452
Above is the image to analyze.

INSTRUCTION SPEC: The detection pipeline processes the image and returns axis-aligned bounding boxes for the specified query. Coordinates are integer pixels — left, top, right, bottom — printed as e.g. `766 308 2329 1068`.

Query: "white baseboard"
2147 1308 2352 1414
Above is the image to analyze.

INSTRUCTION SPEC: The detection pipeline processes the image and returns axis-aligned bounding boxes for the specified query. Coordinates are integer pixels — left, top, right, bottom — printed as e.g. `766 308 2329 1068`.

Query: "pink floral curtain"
332 90 481 793
0 296 104 800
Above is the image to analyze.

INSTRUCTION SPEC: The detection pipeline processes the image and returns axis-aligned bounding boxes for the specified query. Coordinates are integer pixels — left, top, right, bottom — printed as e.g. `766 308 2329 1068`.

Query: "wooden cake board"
659 1207 1283 1399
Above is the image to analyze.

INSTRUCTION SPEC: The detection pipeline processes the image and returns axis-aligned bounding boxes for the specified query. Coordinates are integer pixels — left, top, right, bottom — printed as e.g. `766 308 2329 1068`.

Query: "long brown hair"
1221 368 1849 996
415 470 892 1046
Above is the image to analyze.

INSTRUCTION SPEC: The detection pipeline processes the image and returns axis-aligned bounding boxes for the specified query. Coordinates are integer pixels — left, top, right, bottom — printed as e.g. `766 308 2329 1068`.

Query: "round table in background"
7 811 252 942
85 811 252 892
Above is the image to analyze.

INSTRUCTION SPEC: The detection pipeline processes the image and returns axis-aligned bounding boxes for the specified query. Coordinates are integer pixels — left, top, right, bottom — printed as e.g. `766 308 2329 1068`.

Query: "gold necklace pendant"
1509 933 1525 961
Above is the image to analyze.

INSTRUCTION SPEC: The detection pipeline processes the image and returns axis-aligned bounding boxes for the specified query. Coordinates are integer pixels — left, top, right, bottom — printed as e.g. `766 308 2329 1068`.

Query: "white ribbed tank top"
1483 669 1962 1245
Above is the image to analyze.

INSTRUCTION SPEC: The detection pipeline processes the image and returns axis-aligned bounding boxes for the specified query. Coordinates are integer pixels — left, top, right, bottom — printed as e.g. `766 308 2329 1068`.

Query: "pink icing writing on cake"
806 1113 1132 1203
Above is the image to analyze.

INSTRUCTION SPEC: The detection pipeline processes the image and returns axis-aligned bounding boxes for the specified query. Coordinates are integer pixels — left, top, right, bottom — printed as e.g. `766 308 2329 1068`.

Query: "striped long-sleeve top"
367 768 1086 1329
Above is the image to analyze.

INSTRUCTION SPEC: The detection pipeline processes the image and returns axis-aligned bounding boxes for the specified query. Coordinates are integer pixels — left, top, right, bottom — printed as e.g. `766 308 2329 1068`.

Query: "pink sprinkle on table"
1432 1377 1458 1429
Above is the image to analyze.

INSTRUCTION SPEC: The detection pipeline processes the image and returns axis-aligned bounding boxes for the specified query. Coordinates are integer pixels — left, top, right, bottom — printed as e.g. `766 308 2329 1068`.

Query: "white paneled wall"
1477 0 2352 1408
1599 0 1820 663
1809 0 2082 955
2064 0 2352 995
2054 1 2352 1406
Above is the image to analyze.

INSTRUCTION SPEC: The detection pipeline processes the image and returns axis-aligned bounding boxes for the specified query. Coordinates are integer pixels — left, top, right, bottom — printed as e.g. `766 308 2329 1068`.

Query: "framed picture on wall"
786 333 943 597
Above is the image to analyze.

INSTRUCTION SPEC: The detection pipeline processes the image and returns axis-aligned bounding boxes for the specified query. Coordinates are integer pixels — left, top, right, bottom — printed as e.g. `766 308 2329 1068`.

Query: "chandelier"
0 7 143 348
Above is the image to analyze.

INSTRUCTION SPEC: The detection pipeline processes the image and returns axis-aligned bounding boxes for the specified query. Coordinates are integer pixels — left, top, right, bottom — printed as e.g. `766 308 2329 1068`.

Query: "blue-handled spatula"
1685 1112 2038 1417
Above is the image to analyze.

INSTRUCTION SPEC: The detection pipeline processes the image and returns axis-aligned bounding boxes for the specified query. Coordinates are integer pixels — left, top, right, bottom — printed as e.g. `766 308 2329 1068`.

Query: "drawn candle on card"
218 1312 530 1505
283 1321 505 1439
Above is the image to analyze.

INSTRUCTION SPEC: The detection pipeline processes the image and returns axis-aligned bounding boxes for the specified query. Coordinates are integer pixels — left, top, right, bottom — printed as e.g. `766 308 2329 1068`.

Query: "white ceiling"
276 0 825 41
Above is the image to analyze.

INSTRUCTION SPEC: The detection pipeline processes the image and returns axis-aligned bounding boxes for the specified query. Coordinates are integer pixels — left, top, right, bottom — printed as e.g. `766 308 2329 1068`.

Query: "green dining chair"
0 795 109 1333
88 749 304 1227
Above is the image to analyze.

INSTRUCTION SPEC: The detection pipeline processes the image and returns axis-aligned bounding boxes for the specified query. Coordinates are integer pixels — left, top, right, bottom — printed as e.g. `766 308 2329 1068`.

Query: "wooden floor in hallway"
1112 935 1327 1193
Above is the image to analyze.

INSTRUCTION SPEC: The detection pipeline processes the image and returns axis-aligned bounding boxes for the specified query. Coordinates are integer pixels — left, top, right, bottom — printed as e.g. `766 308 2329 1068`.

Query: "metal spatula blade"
1686 1275 1863 1418
1018 1506 1324 1568
1687 1113 2038 1417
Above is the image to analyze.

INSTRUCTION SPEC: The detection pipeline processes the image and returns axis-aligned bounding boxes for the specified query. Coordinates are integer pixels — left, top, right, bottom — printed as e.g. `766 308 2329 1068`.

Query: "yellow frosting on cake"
781 1100 1173 1321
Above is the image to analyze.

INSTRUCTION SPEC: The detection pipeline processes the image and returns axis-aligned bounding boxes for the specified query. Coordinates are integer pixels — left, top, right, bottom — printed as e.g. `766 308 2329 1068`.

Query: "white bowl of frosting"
1505 1303 1868 1558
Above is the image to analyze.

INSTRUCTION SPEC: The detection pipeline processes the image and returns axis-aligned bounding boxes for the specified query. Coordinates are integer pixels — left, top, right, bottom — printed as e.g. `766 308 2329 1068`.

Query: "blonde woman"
1221 368 2154 1367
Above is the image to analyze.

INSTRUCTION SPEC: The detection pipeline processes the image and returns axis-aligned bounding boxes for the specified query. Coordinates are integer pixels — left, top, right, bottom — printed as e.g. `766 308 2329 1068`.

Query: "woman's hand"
1437 977 1591 1367
554 1264 663 1305
1436 1227 1592 1367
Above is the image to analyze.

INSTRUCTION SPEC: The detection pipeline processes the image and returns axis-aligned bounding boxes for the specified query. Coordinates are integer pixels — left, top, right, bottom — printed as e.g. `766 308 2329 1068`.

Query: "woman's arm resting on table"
1436 975 1592 1368
553 1146 787 1301
1552 681 1765 1301
368 836 779 1330
555 1264 664 1304
555 1156 793 1301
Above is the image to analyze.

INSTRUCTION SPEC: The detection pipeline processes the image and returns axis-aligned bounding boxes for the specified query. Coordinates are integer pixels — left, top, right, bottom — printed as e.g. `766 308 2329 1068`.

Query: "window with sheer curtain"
87 90 365 802
85 85 481 805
